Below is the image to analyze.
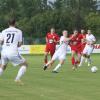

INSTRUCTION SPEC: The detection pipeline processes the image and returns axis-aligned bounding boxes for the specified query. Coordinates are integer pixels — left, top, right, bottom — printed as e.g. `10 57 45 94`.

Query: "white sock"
88 57 91 64
0 68 3 76
46 61 51 66
79 56 85 66
85 58 88 63
53 64 61 71
15 66 26 81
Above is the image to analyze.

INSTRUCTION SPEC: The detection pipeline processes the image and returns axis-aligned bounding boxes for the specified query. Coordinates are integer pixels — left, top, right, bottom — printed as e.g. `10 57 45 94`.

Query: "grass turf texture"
0 54 100 100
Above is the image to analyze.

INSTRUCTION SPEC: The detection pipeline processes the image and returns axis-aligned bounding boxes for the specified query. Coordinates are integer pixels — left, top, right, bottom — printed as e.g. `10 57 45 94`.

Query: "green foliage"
0 55 100 100
0 0 99 41
85 12 100 35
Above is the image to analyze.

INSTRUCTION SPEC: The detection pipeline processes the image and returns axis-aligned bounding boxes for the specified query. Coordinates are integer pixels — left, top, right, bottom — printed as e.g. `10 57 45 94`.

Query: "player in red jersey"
70 30 83 70
81 29 86 52
44 28 59 64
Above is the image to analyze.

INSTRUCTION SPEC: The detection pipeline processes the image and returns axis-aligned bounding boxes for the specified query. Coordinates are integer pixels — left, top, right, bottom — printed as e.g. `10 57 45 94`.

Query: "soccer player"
70 30 83 70
78 30 96 67
81 29 86 52
44 28 59 64
0 18 28 84
43 30 71 73
0 32 2 66
80 29 88 63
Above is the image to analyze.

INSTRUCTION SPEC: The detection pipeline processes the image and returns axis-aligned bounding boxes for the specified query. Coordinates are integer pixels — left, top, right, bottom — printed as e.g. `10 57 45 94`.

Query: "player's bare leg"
0 64 7 76
15 61 28 85
71 51 77 70
52 60 64 73
44 52 48 64
49 51 55 67
43 60 54 70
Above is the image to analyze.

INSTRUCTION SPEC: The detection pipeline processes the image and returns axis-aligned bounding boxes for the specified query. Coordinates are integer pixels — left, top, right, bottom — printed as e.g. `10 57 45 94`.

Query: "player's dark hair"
8 18 16 26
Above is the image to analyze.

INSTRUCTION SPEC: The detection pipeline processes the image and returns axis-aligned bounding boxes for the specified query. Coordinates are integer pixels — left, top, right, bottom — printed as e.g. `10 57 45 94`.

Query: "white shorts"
1 52 25 66
52 51 66 61
83 45 94 55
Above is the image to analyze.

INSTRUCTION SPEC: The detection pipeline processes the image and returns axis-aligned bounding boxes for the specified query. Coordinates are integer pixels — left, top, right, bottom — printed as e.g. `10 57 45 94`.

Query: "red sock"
72 57 75 65
75 60 80 64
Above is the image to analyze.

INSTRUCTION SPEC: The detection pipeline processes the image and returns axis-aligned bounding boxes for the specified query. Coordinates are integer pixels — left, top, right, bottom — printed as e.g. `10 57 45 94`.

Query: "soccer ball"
91 66 98 73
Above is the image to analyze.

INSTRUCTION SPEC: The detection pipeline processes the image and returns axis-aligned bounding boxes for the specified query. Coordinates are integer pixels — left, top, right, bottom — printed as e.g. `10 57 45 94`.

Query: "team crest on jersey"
77 38 79 40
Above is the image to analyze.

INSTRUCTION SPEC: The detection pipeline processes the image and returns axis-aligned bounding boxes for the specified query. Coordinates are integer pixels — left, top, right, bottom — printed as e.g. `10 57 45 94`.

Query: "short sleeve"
0 31 4 41
92 35 96 41
19 30 22 42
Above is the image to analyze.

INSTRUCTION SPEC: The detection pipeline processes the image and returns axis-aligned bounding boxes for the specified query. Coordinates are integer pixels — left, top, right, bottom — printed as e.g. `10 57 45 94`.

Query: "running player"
81 29 86 52
44 28 59 64
0 32 2 66
79 30 96 67
69 30 83 70
80 29 89 63
43 30 71 73
0 18 28 84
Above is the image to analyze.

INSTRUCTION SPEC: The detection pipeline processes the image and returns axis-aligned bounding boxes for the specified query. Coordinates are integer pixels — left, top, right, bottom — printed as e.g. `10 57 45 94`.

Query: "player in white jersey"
0 19 28 84
0 32 2 65
79 30 96 67
43 30 71 73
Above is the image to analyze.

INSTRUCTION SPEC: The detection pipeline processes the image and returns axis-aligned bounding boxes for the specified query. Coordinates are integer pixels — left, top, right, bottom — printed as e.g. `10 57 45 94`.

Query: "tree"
85 12 100 35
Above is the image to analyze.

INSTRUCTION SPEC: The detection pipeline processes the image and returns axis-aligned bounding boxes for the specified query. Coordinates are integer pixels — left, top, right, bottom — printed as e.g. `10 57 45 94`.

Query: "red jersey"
70 33 83 47
70 33 83 53
46 33 59 45
45 32 59 56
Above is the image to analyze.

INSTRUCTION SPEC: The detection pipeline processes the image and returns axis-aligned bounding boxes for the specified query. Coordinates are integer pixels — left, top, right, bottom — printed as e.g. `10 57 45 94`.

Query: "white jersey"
86 34 96 47
52 36 69 60
83 34 96 55
0 32 2 52
57 36 69 54
1 26 22 54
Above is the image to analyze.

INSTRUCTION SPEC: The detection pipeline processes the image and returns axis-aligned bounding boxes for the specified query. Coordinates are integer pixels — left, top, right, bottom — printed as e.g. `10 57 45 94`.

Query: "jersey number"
6 33 15 43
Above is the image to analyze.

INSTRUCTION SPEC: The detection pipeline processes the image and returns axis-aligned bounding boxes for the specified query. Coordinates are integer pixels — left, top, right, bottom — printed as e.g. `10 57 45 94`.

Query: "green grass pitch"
0 54 100 100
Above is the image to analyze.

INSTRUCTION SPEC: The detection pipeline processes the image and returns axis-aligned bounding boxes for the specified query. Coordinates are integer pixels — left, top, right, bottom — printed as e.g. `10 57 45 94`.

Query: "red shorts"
45 44 56 57
70 45 82 54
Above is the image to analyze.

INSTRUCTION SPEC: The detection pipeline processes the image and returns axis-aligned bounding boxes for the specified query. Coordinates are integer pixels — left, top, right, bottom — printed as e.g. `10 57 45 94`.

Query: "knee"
44 52 48 57
2 65 7 70
71 51 75 57
21 61 28 67
82 54 86 57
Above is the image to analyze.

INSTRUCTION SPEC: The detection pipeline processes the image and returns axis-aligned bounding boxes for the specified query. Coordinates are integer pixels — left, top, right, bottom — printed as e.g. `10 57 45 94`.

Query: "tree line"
0 0 100 43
